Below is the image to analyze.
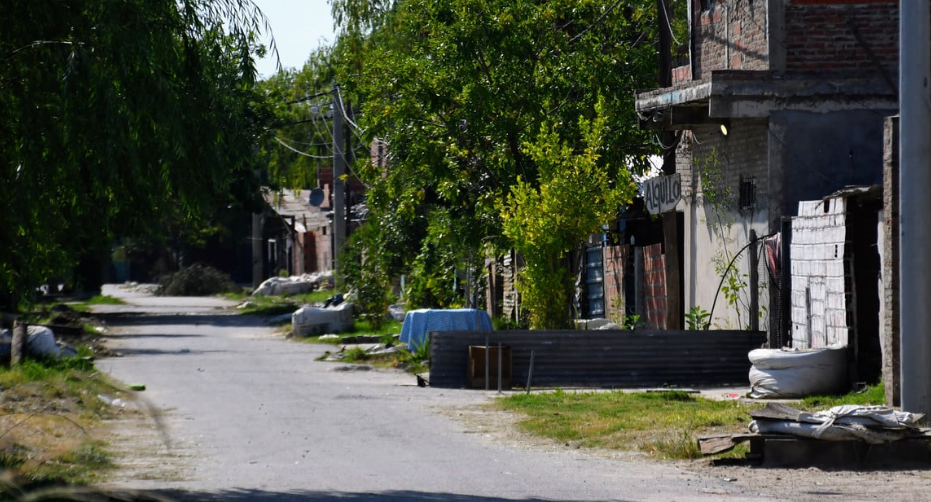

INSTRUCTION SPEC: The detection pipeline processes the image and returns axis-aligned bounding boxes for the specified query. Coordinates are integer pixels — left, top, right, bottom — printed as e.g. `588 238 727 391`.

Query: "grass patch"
800 382 885 410
64 295 126 314
0 355 125 488
80 295 126 307
494 389 760 460
236 291 336 316
302 318 403 344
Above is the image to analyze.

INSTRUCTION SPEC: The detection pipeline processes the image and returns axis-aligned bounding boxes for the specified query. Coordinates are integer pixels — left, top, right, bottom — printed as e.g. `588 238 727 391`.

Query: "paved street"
93 285 869 502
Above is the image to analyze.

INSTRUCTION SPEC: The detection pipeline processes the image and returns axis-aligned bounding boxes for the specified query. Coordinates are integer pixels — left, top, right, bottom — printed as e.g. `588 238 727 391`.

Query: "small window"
700 0 715 12
739 176 756 211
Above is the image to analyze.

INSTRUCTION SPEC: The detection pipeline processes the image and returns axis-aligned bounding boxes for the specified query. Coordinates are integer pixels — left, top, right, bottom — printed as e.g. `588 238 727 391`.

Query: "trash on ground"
749 402 924 444
26 326 61 359
98 394 125 407
252 272 334 296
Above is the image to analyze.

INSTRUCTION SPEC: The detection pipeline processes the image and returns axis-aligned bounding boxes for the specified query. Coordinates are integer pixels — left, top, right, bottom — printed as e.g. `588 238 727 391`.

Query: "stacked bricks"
790 198 849 348
603 245 629 322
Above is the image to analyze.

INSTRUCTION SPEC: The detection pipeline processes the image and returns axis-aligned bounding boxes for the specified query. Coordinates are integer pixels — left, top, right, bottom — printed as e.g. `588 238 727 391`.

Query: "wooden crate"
467 345 512 389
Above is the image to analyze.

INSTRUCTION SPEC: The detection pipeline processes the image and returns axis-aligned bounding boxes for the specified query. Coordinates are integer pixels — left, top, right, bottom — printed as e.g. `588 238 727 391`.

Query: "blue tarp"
399 308 493 350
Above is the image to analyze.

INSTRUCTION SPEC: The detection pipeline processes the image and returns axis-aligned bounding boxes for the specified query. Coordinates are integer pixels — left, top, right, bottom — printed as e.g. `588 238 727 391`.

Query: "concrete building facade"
635 0 898 339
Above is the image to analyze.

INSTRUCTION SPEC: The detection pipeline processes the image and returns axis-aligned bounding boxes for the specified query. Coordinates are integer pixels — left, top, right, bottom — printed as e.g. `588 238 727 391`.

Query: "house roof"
635 70 897 131
262 188 331 233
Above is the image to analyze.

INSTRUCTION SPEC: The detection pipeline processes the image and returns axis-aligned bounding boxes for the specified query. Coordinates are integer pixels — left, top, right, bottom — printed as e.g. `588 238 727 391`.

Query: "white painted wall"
682 197 771 330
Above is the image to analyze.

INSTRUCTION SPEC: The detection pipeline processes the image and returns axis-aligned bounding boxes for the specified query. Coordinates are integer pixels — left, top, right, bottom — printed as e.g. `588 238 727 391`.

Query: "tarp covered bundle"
749 402 924 444
399 309 493 350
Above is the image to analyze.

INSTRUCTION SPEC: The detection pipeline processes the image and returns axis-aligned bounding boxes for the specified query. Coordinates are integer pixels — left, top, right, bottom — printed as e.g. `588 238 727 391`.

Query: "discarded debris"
292 302 355 336
252 272 334 296
749 403 923 444
699 402 929 459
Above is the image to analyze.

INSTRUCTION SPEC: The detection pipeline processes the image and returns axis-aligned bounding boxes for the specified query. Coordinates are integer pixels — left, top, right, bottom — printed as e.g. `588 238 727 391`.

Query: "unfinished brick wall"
688 120 769 209
785 0 898 72
692 0 770 79
790 198 848 348
643 243 668 329
603 245 629 322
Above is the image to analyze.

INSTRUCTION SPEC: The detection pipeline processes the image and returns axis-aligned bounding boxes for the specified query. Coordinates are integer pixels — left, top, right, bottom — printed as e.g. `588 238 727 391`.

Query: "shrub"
155 264 239 296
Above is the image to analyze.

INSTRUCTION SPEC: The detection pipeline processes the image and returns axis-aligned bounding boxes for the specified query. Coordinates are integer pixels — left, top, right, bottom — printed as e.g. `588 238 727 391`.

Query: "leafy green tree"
0 0 272 310
323 0 672 325
501 99 634 328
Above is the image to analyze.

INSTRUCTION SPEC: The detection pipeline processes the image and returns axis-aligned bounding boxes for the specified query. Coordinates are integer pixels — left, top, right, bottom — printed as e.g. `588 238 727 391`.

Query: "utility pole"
332 85 347 285
899 0 931 418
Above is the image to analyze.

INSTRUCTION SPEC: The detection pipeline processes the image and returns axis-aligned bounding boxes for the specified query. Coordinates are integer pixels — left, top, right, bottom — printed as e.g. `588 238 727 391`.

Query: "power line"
570 0 624 43
274 137 333 159
286 90 333 105
335 86 364 133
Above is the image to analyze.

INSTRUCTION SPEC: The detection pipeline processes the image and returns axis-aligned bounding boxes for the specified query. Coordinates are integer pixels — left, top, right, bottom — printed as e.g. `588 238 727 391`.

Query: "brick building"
634 0 898 336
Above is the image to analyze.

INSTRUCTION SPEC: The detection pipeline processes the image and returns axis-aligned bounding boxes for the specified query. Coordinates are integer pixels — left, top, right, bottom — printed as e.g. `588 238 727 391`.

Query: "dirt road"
95 285 930 501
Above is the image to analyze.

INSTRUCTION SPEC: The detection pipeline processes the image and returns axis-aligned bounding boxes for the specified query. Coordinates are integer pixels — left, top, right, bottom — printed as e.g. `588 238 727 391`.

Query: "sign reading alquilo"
642 173 681 215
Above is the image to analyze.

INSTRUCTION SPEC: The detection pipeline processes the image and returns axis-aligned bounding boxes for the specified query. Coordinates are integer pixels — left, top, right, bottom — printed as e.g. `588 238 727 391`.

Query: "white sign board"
643 173 682 215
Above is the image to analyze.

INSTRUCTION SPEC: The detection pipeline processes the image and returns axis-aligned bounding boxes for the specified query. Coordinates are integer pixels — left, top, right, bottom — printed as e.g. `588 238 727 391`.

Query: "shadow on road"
109 347 227 357
99 488 634 502
100 313 279 329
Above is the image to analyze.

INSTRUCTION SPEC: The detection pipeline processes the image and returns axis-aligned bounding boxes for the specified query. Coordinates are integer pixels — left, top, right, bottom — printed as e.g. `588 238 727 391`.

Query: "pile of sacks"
252 271 335 296
0 326 76 362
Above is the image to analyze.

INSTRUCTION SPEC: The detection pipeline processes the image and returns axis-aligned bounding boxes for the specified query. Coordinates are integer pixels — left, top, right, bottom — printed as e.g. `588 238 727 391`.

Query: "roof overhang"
635 70 898 131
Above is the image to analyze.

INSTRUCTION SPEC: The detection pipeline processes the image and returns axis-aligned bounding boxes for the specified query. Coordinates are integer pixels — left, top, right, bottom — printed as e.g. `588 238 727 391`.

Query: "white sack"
748 346 846 398
26 326 61 359
292 302 355 336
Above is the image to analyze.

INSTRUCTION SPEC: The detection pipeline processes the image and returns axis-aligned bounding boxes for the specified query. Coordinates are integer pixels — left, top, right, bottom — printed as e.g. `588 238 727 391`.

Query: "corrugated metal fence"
430 330 766 389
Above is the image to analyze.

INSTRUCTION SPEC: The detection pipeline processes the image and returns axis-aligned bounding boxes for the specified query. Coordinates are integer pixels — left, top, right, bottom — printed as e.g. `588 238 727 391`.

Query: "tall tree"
327 0 673 325
0 0 272 309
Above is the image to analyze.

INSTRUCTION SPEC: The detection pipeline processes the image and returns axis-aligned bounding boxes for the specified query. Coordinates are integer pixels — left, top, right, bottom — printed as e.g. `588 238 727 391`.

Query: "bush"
155 264 239 296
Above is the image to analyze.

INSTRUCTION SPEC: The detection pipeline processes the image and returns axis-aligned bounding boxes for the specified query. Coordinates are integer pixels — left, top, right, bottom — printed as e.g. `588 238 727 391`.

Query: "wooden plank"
698 434 759 455
749 402 805 421
662 213 681 330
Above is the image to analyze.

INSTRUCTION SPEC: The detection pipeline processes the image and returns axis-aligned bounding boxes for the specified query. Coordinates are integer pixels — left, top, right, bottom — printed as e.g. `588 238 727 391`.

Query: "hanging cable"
274 137 333 159
335 86 364 133
705 231 777 330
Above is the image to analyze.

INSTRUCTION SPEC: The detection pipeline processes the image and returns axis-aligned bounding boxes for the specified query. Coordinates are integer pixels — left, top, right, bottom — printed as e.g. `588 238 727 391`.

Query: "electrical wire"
276 135 332 148
660 1 681 46
286 90 333 105
335 86 364 133
570 0 624 43
274 137 333 159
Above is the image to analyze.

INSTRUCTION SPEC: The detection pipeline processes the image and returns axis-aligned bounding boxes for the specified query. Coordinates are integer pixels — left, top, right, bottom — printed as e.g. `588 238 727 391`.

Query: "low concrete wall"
430 329 767 389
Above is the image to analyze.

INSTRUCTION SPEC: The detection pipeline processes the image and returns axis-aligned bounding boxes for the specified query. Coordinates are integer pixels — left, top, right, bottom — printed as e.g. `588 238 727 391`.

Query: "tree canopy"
0 0 272 309
266 0 687 327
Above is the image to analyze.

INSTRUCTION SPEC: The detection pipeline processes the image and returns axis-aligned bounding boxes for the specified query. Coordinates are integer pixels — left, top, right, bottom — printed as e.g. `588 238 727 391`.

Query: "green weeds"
495 389 759 460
